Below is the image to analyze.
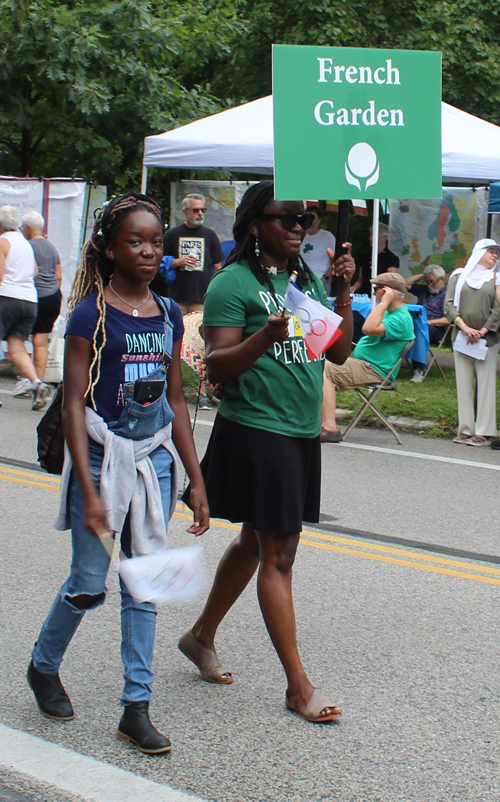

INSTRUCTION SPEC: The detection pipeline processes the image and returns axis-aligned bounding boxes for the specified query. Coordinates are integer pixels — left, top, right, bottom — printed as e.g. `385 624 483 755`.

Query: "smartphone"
133 378 165 405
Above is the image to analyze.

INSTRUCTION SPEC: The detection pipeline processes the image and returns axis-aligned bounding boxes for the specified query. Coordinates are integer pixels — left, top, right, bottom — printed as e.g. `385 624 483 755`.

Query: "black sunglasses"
258 212 315 231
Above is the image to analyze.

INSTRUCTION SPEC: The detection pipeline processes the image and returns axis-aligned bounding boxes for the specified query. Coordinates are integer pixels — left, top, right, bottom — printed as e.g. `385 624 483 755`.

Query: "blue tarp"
488 182 500 213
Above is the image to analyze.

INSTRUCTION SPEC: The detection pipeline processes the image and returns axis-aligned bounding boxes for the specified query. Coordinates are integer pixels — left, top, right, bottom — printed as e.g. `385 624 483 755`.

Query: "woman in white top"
0 205 51 410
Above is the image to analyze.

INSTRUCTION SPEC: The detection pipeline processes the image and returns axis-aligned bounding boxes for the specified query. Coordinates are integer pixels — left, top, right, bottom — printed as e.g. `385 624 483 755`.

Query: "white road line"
337 441 500 471
189 417 500 471
0 723 208 802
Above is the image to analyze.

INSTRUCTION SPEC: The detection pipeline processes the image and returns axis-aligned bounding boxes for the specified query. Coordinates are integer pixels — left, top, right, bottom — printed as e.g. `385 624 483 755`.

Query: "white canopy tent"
142 95 500 189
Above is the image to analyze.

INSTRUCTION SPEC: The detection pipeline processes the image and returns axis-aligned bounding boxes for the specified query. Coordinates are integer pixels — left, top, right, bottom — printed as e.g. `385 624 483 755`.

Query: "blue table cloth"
351 296 430 365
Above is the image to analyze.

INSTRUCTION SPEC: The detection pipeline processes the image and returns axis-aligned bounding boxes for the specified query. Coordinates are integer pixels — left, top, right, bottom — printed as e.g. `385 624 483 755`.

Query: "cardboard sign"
273 45 442 200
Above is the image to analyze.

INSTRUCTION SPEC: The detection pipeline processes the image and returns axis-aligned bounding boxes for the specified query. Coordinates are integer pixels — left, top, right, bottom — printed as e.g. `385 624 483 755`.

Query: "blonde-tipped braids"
68 191 163 408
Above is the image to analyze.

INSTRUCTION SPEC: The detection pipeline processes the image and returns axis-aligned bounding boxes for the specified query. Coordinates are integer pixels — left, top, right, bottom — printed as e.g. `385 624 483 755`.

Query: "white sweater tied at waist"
55 408 178 556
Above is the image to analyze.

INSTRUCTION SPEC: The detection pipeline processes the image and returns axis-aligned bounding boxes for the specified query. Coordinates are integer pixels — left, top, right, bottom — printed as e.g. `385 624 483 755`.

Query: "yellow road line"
0 483 497 586
299 528 500 577
299 537 500 587
0 465 60 483
0 473 60 492
173 507 500 586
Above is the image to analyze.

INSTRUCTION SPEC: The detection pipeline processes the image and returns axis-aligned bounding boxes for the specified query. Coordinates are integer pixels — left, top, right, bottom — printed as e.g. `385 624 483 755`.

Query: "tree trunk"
20 126 31 176
21 79 32 175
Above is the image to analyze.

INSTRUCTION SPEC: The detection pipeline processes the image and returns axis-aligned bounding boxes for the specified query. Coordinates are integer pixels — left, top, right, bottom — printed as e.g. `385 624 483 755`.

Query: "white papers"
119 546 206 606
452 330 488 360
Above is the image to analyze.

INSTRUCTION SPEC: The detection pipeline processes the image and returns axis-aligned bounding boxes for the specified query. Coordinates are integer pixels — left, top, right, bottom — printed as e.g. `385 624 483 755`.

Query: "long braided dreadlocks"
224 181 315 299
68 190 163 407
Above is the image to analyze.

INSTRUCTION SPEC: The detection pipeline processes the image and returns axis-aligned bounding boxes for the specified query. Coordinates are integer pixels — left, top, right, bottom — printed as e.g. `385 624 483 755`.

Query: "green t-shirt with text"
353 305 414 378
203 261 332 438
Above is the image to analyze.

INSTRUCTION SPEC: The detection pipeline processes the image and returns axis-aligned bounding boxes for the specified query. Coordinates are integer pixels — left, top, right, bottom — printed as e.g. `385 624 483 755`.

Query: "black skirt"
183 414 321 533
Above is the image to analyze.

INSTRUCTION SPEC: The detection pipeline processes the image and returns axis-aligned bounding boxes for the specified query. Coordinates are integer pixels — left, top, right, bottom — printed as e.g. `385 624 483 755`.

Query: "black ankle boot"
27 660 74 720
117 701 171 754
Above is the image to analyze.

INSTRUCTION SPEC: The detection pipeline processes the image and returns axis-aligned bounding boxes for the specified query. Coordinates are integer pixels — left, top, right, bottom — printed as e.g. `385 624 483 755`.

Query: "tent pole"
487 213 492 238
371 199 380 309
141 165 148 194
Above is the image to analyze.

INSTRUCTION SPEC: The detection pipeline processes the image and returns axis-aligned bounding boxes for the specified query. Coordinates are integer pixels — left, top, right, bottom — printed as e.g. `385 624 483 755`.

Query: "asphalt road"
1 374 500 802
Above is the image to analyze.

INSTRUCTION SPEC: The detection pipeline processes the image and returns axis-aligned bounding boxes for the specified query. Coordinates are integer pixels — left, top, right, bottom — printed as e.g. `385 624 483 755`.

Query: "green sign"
273 45 442 200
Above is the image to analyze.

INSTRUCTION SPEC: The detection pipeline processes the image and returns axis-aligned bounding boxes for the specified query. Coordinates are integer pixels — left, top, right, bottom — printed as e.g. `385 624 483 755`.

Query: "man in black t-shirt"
351 222 400 297
163 193 223 409
163 194 223 314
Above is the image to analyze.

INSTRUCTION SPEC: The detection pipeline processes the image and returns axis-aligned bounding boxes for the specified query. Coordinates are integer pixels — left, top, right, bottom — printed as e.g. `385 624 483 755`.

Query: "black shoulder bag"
36 383 64 474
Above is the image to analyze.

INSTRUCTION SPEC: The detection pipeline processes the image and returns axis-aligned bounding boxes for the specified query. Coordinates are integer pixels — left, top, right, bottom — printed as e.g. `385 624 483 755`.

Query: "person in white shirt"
0 205 51 410
300 207 336 283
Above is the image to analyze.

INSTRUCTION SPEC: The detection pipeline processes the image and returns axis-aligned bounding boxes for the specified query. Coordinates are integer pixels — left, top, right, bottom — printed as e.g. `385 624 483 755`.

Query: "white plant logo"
345 142 380 191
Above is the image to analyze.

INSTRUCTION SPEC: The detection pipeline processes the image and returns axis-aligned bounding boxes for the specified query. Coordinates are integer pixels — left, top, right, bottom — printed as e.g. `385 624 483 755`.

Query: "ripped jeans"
32 439 173 706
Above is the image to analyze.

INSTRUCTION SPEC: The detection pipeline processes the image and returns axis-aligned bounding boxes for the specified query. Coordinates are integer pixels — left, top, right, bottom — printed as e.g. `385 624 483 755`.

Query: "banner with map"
170 180 256 243
389 187 488 277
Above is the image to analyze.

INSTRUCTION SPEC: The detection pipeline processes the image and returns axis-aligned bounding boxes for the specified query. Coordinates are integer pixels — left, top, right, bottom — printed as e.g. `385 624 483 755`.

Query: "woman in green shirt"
445 238 500 446
180 182 355 723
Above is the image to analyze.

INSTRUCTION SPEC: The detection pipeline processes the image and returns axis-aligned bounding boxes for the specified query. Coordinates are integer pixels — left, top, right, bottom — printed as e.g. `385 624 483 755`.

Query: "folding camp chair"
423 323 452 381
342 340 415 445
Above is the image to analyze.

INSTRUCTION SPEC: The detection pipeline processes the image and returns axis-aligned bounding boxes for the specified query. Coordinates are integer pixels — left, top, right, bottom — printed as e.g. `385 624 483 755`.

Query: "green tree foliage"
208 0 500 124
1 0 499 189
0 0 238 186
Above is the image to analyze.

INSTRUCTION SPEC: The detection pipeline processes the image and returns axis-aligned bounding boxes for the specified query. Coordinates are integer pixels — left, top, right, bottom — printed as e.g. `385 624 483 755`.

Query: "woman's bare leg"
254 530 314 708
33 332 50 380
321 374 339 432
192 524 333 715
7 336 38 384
192 521 259 651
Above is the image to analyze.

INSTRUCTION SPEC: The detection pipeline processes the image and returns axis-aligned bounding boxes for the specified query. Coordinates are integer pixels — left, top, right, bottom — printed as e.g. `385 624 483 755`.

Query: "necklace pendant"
132 309 139 317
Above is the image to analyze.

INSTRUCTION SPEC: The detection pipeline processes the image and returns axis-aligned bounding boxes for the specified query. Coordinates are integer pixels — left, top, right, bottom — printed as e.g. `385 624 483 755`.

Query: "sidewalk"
426 351 500 374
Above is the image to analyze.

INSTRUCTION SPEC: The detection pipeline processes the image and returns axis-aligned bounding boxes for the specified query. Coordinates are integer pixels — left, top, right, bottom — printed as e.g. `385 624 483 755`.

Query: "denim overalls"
33 296 176 706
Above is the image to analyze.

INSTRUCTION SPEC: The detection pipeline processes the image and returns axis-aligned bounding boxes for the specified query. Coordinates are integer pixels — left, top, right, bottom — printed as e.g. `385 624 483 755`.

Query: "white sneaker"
410 369 425 383
32 382 51 411
13 377 32 397
197 393 212 410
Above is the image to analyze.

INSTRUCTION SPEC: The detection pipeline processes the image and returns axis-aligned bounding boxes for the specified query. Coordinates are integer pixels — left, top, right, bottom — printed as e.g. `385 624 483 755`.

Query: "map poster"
179 237 205 270
273 45 442 201
389 187 488 277
170 180 256 243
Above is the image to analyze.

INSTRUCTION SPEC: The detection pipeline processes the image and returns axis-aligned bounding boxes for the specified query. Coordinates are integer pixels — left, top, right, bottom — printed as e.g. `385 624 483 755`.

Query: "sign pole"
371 199 380 309
330 199 350 297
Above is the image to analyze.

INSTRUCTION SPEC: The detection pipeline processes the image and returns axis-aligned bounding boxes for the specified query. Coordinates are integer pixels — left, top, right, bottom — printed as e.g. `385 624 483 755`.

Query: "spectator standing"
0 205 50 410
444 239 500 447
405 265 448 382
300 206 336 285
351 223 399 296
20 211 62 384
163 194 223 409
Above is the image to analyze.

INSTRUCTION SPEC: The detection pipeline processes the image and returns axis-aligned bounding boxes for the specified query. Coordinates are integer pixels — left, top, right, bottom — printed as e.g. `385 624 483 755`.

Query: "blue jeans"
32 440 173 706
412 324 449 371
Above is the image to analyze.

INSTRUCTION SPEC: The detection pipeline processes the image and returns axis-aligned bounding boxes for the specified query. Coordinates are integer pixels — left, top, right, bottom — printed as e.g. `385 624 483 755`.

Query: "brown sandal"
178 630 233 684
286 689 342 723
